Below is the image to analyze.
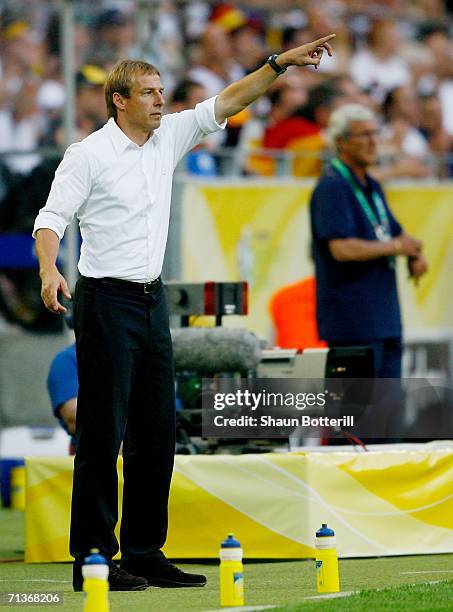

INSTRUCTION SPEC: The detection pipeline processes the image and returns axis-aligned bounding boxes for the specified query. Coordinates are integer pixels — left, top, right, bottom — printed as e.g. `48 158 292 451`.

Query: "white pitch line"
0 579 71 583
400 570 453 575
206 607 275 612
206 579 450 611
303 591 358 600
206 592 358 611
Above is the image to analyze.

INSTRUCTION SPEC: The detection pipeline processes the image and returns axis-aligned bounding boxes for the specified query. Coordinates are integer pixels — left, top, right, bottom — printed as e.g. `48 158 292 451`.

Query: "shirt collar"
106 117 159 155
331 158 372 190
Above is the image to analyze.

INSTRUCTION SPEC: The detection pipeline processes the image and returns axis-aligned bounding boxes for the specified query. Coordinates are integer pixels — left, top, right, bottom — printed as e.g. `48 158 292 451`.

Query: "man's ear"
112 92 126 113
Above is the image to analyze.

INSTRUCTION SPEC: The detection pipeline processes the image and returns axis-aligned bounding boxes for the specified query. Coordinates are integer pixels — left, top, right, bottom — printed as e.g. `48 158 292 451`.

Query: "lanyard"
331 158 395 268
331 158 391 241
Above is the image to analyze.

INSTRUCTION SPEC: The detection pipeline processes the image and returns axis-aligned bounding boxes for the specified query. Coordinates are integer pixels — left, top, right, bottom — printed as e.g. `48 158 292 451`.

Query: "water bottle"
315 523 340 593
82 549 110 612
219 533 244 607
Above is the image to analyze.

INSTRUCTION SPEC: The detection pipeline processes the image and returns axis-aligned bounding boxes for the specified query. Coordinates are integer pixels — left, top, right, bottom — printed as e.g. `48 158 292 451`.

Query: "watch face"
267 54 285 74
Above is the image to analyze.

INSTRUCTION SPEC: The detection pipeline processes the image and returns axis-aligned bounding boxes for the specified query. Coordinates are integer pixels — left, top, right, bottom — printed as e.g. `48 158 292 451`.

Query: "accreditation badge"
375 225 389 241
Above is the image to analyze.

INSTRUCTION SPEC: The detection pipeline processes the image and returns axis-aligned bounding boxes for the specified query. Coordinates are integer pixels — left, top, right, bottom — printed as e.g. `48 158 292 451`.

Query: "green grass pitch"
1 509 452 611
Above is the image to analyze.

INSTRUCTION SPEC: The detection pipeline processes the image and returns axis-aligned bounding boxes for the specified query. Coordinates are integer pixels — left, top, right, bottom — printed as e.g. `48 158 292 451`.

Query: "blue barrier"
0 234 77 269
0 234 37 269
0 458 25 507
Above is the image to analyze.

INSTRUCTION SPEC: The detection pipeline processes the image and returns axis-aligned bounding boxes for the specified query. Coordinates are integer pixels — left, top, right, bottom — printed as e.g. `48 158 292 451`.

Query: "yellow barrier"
10 466 26 510
25 450 453 563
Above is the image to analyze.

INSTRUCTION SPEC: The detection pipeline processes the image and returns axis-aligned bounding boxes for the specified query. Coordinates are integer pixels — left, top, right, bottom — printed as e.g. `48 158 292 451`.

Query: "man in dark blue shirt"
310 104 427 377
47 343 78 452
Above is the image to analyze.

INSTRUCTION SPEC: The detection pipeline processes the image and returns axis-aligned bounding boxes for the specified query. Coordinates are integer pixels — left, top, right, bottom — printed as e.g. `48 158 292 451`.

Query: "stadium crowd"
0 0 452 328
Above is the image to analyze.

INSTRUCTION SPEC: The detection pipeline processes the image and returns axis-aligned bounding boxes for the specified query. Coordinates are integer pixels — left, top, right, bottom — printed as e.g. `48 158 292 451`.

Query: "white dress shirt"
33 96 226 282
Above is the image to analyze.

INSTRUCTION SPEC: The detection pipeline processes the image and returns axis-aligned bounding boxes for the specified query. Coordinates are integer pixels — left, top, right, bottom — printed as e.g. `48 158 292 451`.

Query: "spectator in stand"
167 79 206 113
208 2 247 36
419 0 452 19
45 12 92 75
188 21 246 150
188 22 244 98
261 82 345 177
379 85 431 177
246 72 310 176
329 75 378 109
248 79 347 178
349 19 411 103
167 79 217 176
303 2 350 75
418 22 453 137
73 65 108 137
0 1 452 187
0 20 44 176
211 7 268 146
418 92 453 177
230 17 269 74
42 64 107 147
297 83 345 135
87 8 136 70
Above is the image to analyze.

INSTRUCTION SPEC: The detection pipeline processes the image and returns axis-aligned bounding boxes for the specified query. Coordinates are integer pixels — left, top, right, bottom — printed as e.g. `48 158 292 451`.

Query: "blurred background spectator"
1 0 453 181
1 0 453 330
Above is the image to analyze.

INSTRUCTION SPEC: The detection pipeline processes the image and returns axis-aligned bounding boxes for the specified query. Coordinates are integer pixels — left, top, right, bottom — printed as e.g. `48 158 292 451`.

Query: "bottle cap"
316 523 335 538
221 533 241 548
83 549 108 565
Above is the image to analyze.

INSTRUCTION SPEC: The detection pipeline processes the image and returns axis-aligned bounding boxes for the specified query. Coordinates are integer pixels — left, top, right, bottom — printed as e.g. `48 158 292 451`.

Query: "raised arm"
215 34 335 124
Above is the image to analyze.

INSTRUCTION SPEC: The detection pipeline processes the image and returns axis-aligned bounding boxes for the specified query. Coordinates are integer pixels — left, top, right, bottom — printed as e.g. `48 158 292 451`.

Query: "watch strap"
266 54 287 75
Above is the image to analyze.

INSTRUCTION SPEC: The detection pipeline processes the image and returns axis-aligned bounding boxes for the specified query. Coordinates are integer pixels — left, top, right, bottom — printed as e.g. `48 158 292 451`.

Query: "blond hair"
104 60 160 119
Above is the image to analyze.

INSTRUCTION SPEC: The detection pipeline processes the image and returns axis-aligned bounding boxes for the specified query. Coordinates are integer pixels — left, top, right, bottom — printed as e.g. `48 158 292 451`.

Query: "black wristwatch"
266 53 287 76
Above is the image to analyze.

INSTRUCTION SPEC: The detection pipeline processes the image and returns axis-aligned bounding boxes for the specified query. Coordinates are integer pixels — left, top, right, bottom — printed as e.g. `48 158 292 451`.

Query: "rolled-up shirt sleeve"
164 96 227 166
194 96 227 134
32 142 91 239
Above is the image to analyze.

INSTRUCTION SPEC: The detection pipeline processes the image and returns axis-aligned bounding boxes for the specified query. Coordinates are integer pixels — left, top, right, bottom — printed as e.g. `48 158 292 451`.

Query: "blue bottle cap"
83 548 108 565
221 533 241 548
316 523 335 537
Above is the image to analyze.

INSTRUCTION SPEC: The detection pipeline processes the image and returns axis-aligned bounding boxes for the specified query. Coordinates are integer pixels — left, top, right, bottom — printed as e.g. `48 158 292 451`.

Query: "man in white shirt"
33 36 334 592
349 20 411 104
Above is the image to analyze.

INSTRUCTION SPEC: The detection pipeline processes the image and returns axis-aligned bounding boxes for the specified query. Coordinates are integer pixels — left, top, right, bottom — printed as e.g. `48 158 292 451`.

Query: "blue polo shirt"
47 343 78 439
310 163 403 342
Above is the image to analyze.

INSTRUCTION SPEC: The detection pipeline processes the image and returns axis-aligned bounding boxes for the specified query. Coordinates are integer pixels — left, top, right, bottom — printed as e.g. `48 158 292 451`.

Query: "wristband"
266 54 287 76
393 238 402 255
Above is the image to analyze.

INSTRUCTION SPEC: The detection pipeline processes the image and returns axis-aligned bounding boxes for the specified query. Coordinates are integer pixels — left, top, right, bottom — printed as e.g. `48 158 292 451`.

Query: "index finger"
51 299 68 314
310 34 336 48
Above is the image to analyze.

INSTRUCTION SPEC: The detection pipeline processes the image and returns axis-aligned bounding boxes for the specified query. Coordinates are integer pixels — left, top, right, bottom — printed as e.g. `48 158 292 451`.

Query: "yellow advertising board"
25 450 453 562
180 182 453 338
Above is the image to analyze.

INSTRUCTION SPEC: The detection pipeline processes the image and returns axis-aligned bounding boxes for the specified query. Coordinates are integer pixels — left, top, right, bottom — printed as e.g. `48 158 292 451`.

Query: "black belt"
81 276 161 295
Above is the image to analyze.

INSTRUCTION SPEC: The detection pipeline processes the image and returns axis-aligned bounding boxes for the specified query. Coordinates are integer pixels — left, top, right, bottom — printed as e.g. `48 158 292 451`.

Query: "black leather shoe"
73 561 148 592
121 561 207 588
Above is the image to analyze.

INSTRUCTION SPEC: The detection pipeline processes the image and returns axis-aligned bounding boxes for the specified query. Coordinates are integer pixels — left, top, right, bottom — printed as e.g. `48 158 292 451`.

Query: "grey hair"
328 104 376 148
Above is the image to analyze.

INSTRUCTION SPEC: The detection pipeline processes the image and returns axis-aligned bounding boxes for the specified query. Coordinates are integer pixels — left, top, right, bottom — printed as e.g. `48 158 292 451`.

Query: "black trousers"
70 276 175 564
